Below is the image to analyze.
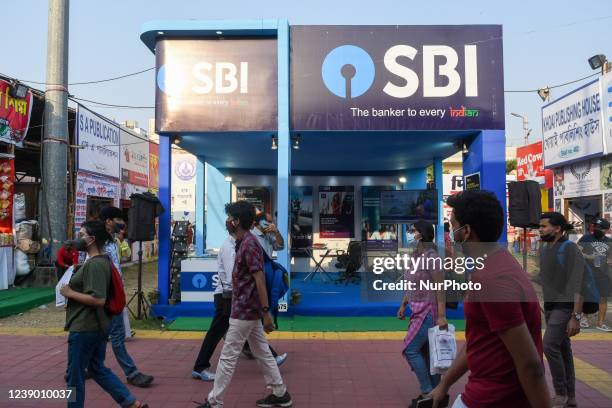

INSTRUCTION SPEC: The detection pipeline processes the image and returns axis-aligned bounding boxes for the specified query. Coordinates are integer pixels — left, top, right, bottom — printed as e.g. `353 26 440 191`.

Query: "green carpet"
168 316 465 332
0 287 56 318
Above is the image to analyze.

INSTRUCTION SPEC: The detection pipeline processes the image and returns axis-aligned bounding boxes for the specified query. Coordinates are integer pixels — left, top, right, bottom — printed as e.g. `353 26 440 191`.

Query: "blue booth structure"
140 21 507 319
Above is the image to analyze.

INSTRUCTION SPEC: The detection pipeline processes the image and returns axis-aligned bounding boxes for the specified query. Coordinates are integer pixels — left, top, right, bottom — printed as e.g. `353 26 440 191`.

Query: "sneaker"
580 317 590 329
596 324 612 332
127 373 154 387
552 394 568 408
256 391 293 407
192 369 216 381
566 396 577 407
192 400 215 408
275 353 288 367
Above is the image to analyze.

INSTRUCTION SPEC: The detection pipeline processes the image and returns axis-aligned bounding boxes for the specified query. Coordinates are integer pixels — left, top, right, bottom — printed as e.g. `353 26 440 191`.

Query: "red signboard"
0 80 33 145
517 141 545 181
0 158 15 232
149 142 159 188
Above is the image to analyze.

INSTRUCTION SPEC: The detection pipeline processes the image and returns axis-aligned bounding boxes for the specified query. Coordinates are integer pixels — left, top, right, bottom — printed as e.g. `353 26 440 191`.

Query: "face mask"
450 225 466 244
226 219 237 234
113 222 126 234
69 238 92 252
540 233 556 242
259 219 269 229
594 229 605 239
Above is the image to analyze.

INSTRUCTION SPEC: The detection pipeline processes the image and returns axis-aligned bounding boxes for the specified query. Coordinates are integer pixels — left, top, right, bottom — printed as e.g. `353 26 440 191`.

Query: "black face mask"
594 230 605 239
66 238 89 252
540 233 556 242
113 222 126 234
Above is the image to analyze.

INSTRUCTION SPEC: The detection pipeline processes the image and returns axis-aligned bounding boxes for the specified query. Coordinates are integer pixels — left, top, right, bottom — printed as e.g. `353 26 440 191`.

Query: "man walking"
578 217 612 332
197 201 292 408
539 212 585 408
98 207 154 387
431 191 550 408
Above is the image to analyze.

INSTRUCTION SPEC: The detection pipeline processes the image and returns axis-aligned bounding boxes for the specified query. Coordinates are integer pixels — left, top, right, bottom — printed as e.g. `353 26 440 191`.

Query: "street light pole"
511 112 530 145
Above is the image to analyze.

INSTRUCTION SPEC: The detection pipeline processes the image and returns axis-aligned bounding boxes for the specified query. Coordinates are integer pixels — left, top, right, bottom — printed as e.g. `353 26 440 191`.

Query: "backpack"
261 249 290 328
103 256 126 316
555 240 600 315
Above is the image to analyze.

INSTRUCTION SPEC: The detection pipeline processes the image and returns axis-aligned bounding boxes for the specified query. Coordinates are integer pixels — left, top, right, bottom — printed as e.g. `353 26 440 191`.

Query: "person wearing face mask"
577 218 612 332
251 211 285 259
397 220 448 408
97 206 154 388
538 212 585 408
430 191 549 408
60 220 148 408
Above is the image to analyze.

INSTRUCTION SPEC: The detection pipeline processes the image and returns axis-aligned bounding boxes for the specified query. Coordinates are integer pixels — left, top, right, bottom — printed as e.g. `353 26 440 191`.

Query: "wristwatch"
262 306 270 313
572 312 583 321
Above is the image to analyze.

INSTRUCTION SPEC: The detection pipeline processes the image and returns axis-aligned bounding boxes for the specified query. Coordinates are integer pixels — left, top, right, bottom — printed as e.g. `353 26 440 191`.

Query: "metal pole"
523 227 528 273
522 116 529 145
42 0 69 257
137 240 143 319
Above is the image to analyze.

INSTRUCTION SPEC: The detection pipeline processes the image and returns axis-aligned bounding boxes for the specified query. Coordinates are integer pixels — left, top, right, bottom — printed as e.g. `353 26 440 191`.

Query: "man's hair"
414 219 435 242
540 212 573 232
99 206 123 222
225 201 256 230
446 190 504 242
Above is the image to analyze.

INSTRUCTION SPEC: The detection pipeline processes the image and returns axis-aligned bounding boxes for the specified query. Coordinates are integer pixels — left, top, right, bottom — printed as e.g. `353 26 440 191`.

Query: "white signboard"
77 106 120 179
120 130 149 186
74 172 120 235
553 158 601 198
172 151 197 223
603 72 612 154
542 80 604 168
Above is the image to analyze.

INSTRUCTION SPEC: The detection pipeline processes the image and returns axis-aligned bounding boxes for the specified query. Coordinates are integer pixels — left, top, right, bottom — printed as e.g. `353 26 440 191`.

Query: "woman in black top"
61 220 147 408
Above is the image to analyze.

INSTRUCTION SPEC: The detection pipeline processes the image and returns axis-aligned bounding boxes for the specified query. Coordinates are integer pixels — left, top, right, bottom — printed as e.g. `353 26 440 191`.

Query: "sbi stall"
139 21 507 319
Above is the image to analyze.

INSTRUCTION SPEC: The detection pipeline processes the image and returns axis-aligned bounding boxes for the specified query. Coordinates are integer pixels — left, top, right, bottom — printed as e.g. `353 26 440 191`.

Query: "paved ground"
1 330 611 408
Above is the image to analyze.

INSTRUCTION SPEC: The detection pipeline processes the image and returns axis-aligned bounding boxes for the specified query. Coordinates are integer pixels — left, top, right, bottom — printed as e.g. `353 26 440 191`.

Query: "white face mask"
450 225 467 244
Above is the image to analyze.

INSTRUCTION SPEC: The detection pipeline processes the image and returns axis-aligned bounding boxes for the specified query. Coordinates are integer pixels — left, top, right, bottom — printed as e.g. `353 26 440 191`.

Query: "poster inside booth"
290 186 313 253
361 186 397 250
237 187 272 215
319 186 354 238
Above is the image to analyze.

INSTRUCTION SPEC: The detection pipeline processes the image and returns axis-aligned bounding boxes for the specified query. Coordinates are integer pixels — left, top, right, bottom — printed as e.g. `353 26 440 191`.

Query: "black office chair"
334 241 363 284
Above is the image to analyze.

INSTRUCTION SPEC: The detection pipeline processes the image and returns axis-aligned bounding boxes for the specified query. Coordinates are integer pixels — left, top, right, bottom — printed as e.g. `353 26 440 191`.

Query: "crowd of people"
56 190 612 408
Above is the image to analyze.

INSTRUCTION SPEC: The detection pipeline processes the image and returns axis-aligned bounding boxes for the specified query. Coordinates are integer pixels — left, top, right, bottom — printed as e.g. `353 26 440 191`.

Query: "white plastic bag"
15 249 31 276
13 193 26 223
428 323 457 375
55 265 75 307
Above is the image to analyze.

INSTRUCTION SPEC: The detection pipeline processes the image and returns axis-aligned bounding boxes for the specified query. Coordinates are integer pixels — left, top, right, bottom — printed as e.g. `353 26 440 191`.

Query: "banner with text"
0 79 33 145
542 80 604 168
74 172 120 235
120 130 149 186
236 187 272 215
319 186 355 238
553 158 601 199
149 142 159 189
361 186 398 250
603 72 612 154
290 186 313 253
291 25 504 131
171 151 196 223
77 105 120 179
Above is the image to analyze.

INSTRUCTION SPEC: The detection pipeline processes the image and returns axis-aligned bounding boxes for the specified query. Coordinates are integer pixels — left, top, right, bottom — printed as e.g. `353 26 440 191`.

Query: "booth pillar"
433 157 444 246
463 130 507 242
195 156 206 256
158 134 172 305
276 20 290 271
205 163 231 249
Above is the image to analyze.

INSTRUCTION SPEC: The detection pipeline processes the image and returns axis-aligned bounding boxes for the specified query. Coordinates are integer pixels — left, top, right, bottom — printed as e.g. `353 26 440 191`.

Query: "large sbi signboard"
291 25 505 131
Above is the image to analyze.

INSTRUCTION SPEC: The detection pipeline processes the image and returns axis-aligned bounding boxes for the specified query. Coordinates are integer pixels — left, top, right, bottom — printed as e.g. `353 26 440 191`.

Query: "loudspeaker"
508 181 541 228
128 192 164 241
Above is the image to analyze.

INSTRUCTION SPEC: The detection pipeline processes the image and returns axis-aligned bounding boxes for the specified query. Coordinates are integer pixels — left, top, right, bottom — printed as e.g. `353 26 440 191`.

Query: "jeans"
108 314 139 379
544 309 576 397
208 318 286 407
66 331 135 408
403 313 440 394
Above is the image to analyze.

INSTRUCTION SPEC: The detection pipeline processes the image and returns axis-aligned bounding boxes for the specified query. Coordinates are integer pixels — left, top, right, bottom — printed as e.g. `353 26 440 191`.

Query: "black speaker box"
128 192 164 241
508 180 541 228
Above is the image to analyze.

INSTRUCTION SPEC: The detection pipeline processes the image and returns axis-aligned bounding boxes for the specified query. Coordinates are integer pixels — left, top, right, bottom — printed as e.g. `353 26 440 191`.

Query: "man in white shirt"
192 233 236 381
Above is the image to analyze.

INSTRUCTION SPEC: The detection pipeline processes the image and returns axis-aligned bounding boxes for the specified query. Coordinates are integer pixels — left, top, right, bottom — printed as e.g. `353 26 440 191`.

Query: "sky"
1 0 611 147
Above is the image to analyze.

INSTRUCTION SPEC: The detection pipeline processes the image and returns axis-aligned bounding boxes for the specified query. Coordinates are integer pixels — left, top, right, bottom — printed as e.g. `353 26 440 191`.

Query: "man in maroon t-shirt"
198 201 292 408
431 191 550 408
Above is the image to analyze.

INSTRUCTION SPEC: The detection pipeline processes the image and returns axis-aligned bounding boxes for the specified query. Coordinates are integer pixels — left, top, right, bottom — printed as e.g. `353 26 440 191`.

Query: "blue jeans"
403 313 441 394
66 331 136 408
108 313 139 379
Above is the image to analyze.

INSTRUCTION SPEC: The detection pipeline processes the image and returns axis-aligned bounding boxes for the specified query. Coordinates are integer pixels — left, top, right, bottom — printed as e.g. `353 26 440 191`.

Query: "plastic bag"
15 249 31 276
428 323 457 375
13 193 26 223
55 265 75 307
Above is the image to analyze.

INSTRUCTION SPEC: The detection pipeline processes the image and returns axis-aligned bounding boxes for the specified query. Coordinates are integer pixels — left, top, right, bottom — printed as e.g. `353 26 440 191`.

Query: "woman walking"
397 220 448 408
60 220 147 408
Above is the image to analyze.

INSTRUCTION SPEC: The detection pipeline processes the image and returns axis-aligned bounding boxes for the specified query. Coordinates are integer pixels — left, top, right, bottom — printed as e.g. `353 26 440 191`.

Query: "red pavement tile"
0 335 611 408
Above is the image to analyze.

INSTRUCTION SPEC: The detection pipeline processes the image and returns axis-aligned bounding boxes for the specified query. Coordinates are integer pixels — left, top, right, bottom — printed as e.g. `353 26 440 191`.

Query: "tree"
506 159 517 175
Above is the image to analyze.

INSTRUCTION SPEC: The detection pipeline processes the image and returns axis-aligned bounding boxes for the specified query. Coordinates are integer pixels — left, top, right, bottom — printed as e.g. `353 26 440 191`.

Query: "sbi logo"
322 45 376 99
157 62 248 96
321 44 479 99
192 273 208 289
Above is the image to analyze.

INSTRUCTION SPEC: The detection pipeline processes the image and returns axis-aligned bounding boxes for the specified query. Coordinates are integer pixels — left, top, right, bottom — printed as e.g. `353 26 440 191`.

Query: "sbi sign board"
155 25 504 132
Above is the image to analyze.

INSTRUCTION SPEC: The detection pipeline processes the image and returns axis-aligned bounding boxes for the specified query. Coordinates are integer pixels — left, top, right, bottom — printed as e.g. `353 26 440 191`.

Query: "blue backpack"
261 249 290 327
555 240 600 314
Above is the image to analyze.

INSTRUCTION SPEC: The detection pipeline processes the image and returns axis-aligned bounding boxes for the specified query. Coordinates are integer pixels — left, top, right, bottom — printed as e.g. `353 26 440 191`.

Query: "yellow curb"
574 357 612 399
0 327 610 341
